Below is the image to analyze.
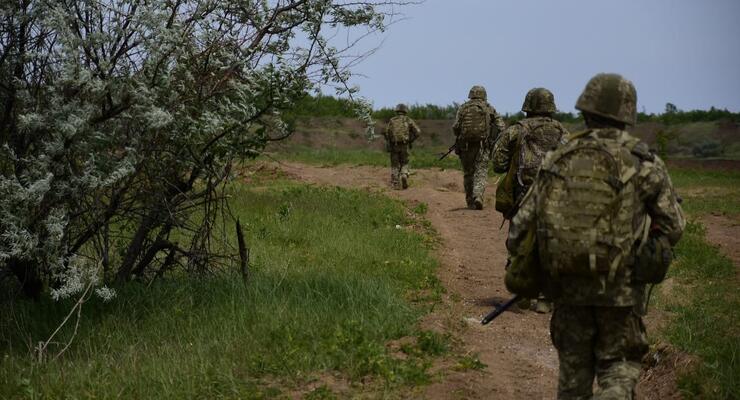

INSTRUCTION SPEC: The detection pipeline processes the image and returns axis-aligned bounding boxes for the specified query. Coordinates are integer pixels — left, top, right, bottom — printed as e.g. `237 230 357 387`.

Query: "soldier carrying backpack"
384 104 421 189
493 87 568 219
452 85 506 209
506 73 685 400
492 88 569 313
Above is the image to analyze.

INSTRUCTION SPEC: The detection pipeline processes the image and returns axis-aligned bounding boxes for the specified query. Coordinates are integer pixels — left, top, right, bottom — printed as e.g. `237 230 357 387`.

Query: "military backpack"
388 116 411 143
516 118 565 189
458 101 490 141
536 129 641 282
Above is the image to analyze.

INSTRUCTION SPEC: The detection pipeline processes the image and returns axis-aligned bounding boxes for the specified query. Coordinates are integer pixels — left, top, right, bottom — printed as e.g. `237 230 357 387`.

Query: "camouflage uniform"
452 86 506 209
507 74 685 400
492 88 568 204
493 88 568 313
384 104 421 189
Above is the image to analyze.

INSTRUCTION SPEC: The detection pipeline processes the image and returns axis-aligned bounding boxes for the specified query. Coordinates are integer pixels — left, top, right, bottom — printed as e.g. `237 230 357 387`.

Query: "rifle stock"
481 295 520 325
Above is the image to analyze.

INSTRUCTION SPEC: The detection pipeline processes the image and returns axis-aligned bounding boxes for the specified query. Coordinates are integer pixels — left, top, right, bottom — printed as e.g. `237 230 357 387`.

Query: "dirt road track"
277 162 557 399
274 161 712 399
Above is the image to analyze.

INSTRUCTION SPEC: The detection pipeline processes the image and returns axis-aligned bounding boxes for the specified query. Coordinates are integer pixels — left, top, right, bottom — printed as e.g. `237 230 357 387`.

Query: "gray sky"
347 0 740 114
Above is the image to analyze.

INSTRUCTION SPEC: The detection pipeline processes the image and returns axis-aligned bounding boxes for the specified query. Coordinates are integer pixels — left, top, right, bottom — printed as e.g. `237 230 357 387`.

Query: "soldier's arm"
452 110 462 137
506 183 537 251
490 108 506 141
409 118 421 142
638 155 686 245
492 125 518 173
557 121 570 145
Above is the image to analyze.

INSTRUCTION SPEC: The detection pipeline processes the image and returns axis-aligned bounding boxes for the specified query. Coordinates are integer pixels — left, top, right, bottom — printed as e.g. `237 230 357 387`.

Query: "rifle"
438 138 458 160
481 295 520 325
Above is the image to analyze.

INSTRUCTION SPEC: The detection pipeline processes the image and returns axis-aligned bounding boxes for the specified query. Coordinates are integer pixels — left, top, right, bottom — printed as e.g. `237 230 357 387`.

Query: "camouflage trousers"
551 304 648 400
458 140 490 207
389 143 410 189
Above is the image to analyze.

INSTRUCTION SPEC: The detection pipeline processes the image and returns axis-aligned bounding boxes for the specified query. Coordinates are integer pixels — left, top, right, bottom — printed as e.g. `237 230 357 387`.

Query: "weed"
453 354 487 371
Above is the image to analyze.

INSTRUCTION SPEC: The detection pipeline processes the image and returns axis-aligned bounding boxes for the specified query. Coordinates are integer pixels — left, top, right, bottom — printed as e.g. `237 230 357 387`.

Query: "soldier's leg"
459 146 476 207
389 151 401 189
593 307 648 400
471 144 489 208
551 304 597 400
399 147 410 189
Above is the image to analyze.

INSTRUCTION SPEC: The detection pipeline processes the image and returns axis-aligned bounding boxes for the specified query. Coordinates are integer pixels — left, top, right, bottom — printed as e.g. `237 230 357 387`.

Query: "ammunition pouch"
504 223 545 298
633 234 673 284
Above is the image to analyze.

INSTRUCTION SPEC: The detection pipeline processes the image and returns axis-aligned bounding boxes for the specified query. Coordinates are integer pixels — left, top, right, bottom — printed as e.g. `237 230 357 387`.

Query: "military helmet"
522 88 556 114
395 103 408 114
468 85 487 100
575 73 637 126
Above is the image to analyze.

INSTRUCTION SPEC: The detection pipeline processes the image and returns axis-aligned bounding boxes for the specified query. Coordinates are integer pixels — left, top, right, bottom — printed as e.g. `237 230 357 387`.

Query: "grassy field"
0 178 444 399
652 166 740 399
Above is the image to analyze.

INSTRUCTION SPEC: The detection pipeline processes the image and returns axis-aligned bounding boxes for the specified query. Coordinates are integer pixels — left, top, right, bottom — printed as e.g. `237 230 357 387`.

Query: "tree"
665 102 678 114
0 0 412 298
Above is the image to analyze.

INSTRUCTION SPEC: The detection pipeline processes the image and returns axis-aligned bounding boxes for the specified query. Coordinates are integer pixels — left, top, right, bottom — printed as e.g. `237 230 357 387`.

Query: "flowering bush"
0 0 407 298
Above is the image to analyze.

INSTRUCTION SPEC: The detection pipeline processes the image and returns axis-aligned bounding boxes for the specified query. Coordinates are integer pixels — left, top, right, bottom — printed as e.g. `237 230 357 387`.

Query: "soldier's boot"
473 197 484 210
534 299 552 314
391 178 401 190
401 174 409 189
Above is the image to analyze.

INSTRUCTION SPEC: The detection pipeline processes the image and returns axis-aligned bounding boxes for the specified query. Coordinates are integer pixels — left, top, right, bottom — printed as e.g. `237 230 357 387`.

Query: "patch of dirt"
638 343 699 400
701 214 740 271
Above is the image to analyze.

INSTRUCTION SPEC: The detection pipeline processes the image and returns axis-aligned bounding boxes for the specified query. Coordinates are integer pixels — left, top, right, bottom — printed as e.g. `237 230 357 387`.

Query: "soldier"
507 74 685 399
384 104 420 189
452 85 506 209
493 87 569 313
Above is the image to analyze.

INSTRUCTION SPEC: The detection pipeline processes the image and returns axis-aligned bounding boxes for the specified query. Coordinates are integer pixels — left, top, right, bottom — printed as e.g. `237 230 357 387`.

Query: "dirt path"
276 162 556 399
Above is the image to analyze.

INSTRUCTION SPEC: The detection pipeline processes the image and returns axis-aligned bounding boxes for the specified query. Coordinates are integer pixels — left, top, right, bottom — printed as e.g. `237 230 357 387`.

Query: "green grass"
0 181 443 399
669 167 740 215
651 167 740 399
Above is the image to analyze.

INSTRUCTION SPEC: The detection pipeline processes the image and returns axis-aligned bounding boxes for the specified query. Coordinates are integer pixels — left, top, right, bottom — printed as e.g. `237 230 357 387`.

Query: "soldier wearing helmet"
492 87 568 313
452 85 506 209
506 74 685 399
383 103 420 189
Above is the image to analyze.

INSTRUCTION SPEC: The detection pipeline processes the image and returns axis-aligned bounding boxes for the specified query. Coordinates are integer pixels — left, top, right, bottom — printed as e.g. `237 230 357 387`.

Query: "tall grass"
0 181 442 399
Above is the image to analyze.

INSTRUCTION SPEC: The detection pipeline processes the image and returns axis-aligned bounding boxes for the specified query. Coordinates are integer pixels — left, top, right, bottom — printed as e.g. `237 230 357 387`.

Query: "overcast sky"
344 0 740 114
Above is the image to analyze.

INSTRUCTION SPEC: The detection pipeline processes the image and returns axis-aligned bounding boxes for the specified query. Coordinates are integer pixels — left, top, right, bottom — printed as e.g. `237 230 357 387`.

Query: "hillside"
272 117 740 164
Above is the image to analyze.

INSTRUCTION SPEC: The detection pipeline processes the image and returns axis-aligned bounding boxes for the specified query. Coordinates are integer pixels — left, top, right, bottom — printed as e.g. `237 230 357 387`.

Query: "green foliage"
0 0 399 297
691 139 724 158
0 181 444 398
638 107 740 125
288 95 358 118
374 104 459 120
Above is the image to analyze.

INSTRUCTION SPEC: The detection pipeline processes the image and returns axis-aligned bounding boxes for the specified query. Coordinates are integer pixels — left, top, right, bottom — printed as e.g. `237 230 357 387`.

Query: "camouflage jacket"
452 99 506 145
507 129 685 307
492 116 567 174
384 115 421 146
